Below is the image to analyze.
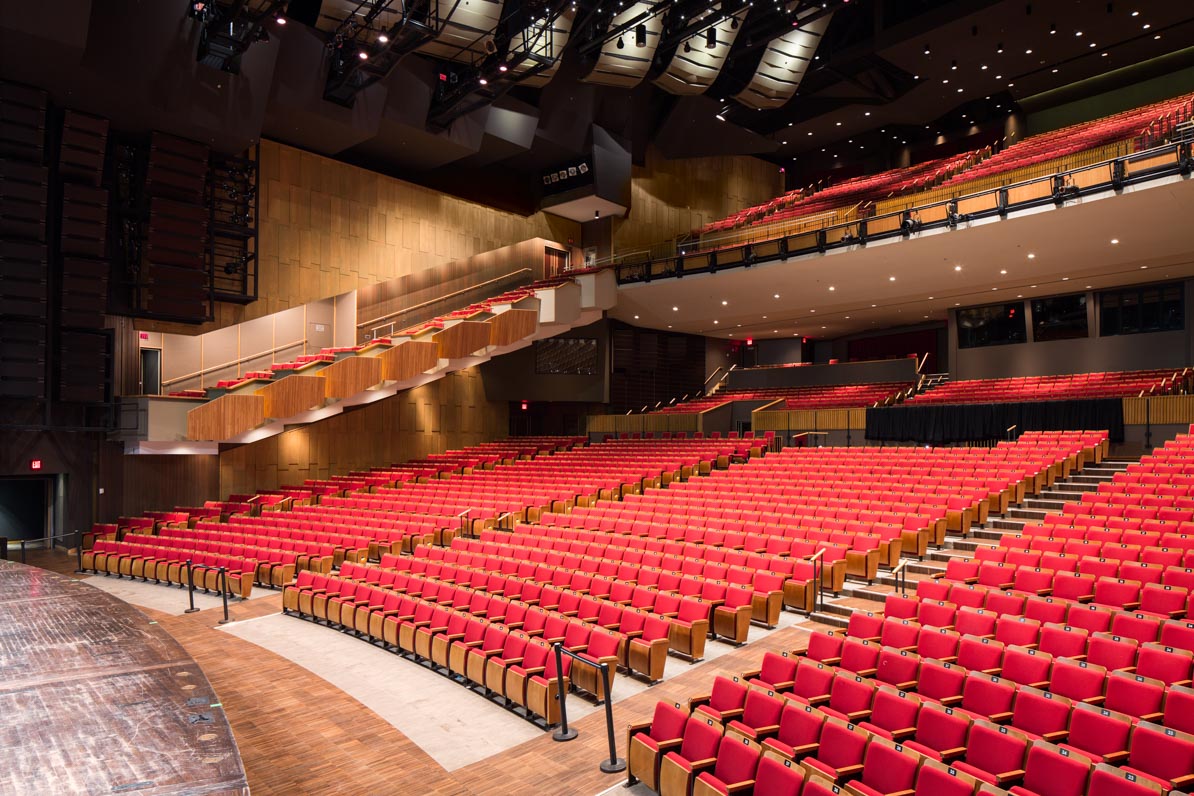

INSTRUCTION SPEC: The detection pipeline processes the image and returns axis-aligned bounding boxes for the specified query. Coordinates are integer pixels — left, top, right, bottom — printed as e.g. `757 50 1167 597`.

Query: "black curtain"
865 399 1125 444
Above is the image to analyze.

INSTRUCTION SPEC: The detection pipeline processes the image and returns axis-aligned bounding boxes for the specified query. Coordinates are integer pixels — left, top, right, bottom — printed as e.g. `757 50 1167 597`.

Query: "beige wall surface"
142 140 579 335
612 148 784 253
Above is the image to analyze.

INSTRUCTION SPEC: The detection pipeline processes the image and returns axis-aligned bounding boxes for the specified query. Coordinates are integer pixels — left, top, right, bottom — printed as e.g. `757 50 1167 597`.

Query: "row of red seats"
655 382 910 414
197 518 371 565
157 526 333 578
127 531 298 586
908 369 1181 405
441 537 804 630
468 529 820 611
631 644 1190 795
937 91 1194 191
282 571 578 727
82 540 256 598
374 553 713 668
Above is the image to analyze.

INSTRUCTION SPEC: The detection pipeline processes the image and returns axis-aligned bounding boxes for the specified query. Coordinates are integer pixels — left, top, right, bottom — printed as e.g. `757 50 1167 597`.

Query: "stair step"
1010 508 1052 520
809 612 850 629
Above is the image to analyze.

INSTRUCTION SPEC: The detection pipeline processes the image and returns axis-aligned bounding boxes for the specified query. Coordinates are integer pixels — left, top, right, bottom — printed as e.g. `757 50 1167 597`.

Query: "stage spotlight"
635 24 647 47
616 36 625 49
706 28 717 48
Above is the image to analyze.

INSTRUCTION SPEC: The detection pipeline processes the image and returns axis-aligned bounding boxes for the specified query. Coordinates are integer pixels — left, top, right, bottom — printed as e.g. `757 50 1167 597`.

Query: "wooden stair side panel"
432 321 492 359
320 357 383 399
378 340 440 382
486 309 537 347
186 394 265 441
255 375 326 418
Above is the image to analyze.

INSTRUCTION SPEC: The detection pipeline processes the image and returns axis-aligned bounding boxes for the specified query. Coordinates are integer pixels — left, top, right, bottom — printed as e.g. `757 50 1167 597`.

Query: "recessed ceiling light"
667 325 672 328
828 286 835 291
763 315 768 319
954 265 962 271
1000 269 1007 274
722 300 728 305
1132 11 1139 16
1025 48 1032 54
1062 277 1069 281
992 287 998 291
773 293 780 299
1017 294 1023 298
889 276 896 281
1075 30 1083 36
672 306 678 311
1141 265 1149 269
1111 239 1119 244
1031 284 1037 288
774 329 779 333
981 64 988 70
845 315 851 319
865 112 871 116
836 122 842 126
809 310 815 313
1142 22 1150 29
633 315 639 319
1086 285 1092 289
1155 34 1161 39
929 296 934 300
820 326 826 330
1027 253 1036 259
871 304 877 308
714 320 719 324
955 302 961 306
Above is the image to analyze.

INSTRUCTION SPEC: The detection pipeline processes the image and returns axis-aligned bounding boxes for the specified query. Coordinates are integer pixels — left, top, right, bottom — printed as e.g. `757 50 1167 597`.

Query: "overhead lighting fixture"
924 44 931 55
996 42 1004 53
951 59 958 70
954 265 962 271
616 36 625 49
773 293 780 299
275 14 286 24
828 286 835 291
1111 238 1119 244
684 41 691 52
358 50 369 60
636 24 647 47
721 300 728 305
706 27 717 49
634 315 639 319
1027 252 1036 259
498 64 508 72
672 306 679 311
478 76 488 85
1050 23 1057 34
888 276 896 282
377 33 388 43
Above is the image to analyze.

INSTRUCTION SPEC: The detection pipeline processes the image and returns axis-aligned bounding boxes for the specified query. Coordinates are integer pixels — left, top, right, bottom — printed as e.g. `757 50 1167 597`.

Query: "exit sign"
30 459 42 471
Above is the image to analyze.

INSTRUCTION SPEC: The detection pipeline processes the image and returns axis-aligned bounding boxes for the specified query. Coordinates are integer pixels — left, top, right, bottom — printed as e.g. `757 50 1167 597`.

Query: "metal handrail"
550 643 625 774
161 338 306 387
892 559 909 597
808 548 825 613
184 560 232 624
361 268 534 335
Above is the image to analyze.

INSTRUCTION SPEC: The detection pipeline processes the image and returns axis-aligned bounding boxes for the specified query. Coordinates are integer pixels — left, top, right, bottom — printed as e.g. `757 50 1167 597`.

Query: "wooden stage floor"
0 558 249 796
21 550 833 795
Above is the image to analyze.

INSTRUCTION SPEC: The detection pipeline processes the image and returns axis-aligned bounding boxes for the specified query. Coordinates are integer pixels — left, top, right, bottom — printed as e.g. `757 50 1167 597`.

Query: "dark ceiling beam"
192 0 288 73
324 0 461 107
426 0 574 129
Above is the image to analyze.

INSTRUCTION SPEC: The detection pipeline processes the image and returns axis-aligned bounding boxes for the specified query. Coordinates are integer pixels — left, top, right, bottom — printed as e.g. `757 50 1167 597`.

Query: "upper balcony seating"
165 276 573 399
656 382 911 414
695 151 980 237
936 91 1194 192
908 369 1183 405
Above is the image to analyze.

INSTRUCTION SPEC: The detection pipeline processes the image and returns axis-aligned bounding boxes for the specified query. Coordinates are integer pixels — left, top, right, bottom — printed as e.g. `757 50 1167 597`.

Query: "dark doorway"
140 347 162 395
0 478 50 542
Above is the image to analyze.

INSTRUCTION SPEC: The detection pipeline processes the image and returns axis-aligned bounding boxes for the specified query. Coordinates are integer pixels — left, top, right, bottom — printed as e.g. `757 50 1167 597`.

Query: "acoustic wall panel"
733 9 832 111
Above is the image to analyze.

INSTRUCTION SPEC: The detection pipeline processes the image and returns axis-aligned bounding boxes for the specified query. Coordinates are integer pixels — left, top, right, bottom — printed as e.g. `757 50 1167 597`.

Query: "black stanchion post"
20 539 27 564
74 529 84 574
1 536 7 561
551 644 578 742
598 662 626 774
185 560 199 614
218 567 231 624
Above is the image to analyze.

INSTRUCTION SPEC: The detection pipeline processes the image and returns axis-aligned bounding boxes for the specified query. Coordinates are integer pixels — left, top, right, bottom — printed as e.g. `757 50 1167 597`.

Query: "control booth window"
535 337 599 375
957 302 1027 349
1032 293 1088 342
1100 283 1184 336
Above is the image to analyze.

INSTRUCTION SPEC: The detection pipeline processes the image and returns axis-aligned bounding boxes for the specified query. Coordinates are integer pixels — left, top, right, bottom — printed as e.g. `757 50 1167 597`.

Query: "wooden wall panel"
433 322 492 359
143 141 580 335
217 367 507 497
117 455 220 518
186 395 265 441
319 357 383 399
378 341 440 382
1124 395 1194 425
487 310 537 347
612 148 783 253
256 375 326 418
